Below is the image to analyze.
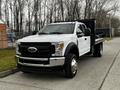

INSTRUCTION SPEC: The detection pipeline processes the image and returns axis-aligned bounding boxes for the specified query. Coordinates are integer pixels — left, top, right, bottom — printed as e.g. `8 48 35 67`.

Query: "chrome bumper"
16 55 65 67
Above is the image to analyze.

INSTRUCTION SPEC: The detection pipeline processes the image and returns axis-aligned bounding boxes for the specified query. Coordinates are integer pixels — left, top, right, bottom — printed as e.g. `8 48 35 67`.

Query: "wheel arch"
64 42 79 58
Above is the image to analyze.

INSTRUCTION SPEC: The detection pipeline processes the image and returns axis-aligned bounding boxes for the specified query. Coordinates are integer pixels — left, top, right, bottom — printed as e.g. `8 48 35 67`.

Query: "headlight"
52 42 64 56
16 42 21 55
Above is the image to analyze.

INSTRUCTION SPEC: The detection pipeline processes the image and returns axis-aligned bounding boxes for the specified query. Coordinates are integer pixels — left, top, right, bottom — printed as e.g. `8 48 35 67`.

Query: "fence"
0 24 8 49
114 29 120 37
96 28 114 38
0 32 8 48
7 32 32 48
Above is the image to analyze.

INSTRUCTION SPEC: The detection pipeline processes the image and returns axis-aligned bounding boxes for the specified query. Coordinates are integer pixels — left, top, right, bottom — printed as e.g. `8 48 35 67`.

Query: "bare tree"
64 0 82 21
4 0 10 27
111 17 120 28
17 0 25 33
58 0 64 21
0 0 119 37
26 0 34 33
0 0 2 19
84 0 94 19
94 0 119 28
33 0 39 31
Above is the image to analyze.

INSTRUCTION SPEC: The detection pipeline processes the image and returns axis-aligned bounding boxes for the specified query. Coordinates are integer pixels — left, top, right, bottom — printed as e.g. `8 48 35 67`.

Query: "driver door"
76 24 86 56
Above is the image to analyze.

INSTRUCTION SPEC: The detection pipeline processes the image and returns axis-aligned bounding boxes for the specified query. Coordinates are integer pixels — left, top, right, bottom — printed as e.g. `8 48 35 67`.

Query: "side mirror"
84 28 91 36
32 31 38 35
76 32 84 37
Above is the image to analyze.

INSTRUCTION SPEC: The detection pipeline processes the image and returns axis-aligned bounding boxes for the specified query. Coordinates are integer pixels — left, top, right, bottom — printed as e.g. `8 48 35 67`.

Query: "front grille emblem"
28 47 37 53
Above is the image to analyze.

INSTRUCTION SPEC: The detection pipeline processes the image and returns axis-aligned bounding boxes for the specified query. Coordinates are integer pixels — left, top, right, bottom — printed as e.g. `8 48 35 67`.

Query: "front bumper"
16 55 65 67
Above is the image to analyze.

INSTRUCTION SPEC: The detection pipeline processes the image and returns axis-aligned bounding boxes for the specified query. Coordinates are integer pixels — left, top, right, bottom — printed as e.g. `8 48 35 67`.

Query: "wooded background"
0 0 120 35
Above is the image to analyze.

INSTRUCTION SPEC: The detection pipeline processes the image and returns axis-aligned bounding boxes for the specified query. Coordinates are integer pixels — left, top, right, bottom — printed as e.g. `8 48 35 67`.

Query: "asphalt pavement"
0 38 120 90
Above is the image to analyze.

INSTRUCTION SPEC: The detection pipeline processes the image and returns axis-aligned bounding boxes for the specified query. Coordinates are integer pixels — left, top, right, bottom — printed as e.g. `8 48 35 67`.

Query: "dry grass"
0 49 16 72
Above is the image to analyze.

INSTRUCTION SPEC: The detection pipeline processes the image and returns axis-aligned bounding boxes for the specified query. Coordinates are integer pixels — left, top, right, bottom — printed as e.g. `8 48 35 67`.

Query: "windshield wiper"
50 32 63 34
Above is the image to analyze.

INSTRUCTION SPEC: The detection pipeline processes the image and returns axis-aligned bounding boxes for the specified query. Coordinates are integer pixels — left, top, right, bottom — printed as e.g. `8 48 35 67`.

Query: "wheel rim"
71 58 77 74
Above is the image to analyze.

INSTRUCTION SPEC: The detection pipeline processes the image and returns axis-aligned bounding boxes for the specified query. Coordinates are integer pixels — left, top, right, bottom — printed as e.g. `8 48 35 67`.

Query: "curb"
0 68 19 78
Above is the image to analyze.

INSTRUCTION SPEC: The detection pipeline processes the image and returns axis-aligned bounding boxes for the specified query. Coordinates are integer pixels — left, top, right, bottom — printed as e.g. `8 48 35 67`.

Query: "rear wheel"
93 43 103 57
64 54 78 78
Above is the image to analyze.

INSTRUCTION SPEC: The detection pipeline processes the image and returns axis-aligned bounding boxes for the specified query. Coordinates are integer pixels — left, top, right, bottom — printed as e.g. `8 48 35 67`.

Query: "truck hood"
18 34 75 43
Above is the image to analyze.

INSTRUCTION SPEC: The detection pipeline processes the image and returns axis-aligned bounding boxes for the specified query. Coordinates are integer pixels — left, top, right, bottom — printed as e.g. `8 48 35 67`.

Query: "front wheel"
64 54 78 78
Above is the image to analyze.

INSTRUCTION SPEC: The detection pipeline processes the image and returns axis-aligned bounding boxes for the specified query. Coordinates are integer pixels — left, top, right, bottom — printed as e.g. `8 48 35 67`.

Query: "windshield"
38 23 75 34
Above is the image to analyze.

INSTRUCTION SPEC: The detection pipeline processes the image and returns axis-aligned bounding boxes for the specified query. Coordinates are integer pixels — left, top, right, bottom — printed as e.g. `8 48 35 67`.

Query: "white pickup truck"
16 19 104 78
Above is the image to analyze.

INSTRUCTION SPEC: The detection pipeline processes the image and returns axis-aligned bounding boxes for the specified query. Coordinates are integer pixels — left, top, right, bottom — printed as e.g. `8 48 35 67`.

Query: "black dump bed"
77 19 96 45
77 19 104 46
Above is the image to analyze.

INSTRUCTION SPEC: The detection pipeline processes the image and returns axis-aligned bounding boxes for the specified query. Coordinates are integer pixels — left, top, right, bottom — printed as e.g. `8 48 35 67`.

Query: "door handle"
85 38 87 40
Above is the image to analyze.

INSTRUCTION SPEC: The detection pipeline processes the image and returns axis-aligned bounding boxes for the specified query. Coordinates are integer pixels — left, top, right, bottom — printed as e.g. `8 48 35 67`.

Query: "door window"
76 25 84 35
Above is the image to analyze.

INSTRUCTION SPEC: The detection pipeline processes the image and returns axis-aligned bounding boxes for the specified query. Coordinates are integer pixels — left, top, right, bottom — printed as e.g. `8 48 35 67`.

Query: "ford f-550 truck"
16 19 104 78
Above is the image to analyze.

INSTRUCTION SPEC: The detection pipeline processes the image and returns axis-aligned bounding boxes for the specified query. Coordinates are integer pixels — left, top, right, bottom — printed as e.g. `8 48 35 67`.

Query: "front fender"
64 42 79 57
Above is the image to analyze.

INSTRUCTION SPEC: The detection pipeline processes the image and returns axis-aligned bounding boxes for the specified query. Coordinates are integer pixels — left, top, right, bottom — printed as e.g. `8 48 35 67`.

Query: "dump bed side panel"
95 38 104 45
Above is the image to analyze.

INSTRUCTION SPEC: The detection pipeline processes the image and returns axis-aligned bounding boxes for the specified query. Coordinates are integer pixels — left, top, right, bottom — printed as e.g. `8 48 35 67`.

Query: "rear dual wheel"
93 43 103 57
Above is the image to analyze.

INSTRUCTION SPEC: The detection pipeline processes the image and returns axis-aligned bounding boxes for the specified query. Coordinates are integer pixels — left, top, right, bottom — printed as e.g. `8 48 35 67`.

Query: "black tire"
64 54 78 78
93 43 103 57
